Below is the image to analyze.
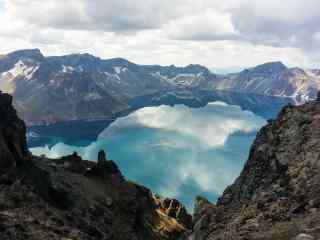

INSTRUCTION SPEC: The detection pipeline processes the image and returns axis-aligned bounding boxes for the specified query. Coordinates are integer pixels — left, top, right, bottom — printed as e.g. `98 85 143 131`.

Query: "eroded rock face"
317 91 320 102
155 196 193 230
0 92 28 173
219 101 320 210
190 96 320 240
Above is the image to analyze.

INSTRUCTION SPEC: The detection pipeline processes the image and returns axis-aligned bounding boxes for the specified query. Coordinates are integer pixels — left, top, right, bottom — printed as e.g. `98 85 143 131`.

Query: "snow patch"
104 71 121 81
151 72 200 87
84 92 102 101
113 66 128 74
62 65 75 73
1 60 39 81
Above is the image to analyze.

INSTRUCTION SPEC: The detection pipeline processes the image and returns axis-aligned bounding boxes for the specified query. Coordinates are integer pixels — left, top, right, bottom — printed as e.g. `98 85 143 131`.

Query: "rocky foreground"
0 92 191 240
1 91 320 240
189 94 320 240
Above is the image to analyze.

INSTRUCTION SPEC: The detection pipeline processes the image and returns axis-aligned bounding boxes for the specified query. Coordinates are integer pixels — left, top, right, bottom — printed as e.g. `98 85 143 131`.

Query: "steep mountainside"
0 92 191 240
0 49 319 124
189 93 320 240
214 62 320 104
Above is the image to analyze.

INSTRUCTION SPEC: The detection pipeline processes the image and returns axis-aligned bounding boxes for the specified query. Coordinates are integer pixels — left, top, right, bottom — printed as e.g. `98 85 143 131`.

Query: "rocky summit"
189 94 320 239
0 91 191 240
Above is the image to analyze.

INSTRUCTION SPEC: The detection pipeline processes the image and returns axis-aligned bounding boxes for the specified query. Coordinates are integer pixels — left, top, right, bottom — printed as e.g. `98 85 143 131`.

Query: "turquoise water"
29 100 285 210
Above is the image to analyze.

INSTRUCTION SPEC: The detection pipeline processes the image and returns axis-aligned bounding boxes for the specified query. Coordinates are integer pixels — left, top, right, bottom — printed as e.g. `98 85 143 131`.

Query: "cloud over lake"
30 102 266 209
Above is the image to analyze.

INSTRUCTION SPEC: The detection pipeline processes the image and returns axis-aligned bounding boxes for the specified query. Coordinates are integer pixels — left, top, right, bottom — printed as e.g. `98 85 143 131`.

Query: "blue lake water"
28 93 291 210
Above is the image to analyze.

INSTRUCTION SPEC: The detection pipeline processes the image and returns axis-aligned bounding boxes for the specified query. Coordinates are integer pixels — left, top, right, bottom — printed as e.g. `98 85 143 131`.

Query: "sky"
0 0 319 69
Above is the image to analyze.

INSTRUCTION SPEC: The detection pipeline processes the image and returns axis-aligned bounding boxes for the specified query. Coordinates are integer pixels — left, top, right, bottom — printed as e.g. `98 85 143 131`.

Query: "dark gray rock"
191 99 320 239
98 150 107 163
0 92 29 172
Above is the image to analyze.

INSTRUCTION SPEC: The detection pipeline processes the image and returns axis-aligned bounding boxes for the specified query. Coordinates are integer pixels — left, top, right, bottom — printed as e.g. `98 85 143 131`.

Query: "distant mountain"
213 61 320 104
0 49 319 124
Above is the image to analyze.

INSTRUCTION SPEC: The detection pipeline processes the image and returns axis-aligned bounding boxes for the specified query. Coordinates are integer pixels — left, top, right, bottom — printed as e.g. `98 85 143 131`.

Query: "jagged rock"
193 196 216 224
86 150 122 179
191 100 320 239
156 197 192 229
98 150 107 163
317 91 320 102
0 92 29 173
59 152 86 174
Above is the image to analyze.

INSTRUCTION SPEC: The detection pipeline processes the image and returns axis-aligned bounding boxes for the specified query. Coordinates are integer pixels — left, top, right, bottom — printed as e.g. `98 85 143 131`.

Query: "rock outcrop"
154 196 193 230
189 95 320 239
0 91 29 173
0 92 190 240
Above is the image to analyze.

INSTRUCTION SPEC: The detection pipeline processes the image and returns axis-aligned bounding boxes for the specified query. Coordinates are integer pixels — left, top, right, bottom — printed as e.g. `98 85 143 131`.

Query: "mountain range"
1 49 320 125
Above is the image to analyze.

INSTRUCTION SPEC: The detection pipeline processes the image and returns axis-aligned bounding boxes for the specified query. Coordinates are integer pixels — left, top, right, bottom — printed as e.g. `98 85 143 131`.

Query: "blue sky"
0 0 319 69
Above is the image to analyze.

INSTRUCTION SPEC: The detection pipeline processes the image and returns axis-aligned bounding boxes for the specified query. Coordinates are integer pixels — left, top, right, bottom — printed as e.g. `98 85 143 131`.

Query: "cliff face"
0 92 29 172
190 97 320 239
0 92 191 240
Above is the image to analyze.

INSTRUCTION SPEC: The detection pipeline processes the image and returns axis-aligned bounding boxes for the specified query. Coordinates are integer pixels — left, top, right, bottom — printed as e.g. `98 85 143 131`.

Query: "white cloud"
30 102 266 208
230 0 320 50
0 0 319 68
98 103 265 148
166 9 238 41
6 0 182 32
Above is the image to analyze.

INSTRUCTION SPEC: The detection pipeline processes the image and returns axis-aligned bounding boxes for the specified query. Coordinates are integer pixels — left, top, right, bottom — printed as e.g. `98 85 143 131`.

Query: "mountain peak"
68 52 97 59
252 61 287 73
185 64 210 73
7 48 44 60
261 61 286 67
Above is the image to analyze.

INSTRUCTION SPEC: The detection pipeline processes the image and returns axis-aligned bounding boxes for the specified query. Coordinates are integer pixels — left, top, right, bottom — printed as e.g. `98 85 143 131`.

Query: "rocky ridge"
189 93 320 239
0 91 191 240
1 49 320 124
